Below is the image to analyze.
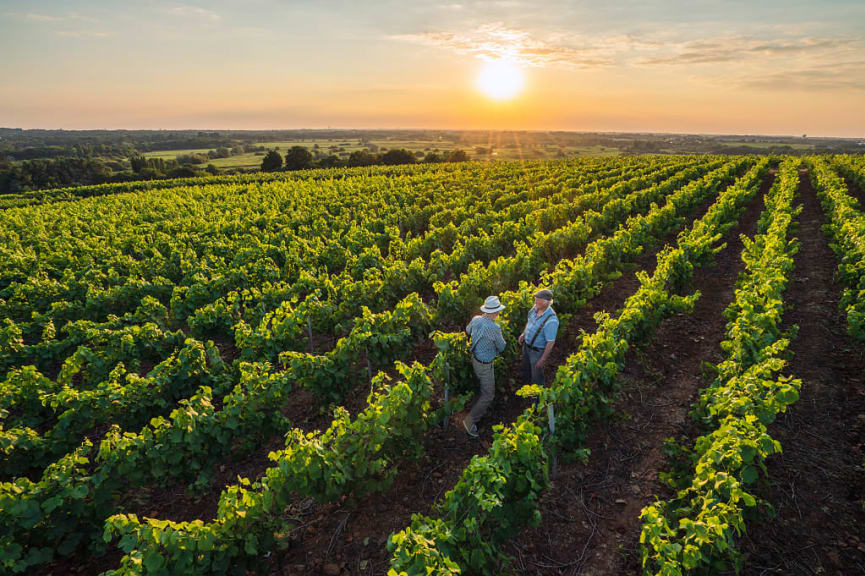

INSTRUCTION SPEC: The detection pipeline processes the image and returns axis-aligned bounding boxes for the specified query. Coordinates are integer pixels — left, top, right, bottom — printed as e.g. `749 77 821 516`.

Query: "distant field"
142 147 215 159
719 140 815 150
141 139 621 169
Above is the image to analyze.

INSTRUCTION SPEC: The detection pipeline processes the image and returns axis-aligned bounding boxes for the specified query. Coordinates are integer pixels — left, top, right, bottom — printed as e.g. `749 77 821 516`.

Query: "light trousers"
467 357 495 426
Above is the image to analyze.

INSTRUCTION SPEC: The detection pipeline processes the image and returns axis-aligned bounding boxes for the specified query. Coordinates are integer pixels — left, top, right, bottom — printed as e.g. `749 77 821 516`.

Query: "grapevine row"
0 159 710 572
97 159 756 574
0 159 700 479
812 156 865 341
386 158 771 574
639 158 802 574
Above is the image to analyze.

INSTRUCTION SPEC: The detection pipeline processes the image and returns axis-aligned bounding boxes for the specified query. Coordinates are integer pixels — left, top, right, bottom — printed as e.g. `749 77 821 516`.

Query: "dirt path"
505 171 774 575
736 171 865 575
261 255 637 576
839 168 865 207
262 176 742 576
38 168 745 576
117 169 699 529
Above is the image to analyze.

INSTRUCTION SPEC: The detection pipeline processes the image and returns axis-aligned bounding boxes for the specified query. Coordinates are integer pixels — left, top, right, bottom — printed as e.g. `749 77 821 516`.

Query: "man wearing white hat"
462 295 507 438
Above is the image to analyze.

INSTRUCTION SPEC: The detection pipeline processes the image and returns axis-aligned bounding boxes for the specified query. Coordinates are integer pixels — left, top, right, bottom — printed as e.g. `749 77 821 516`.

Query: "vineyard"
0 155 863 575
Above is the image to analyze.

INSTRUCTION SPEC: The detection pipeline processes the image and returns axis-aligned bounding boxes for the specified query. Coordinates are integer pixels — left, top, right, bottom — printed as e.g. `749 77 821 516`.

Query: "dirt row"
129 176 717 515
502 169 865 576
36 168 704 576
501 169 773 575
840 167 865 207
49 164 865 576
737 171 865 575
120 169 708 527
259 172 759 575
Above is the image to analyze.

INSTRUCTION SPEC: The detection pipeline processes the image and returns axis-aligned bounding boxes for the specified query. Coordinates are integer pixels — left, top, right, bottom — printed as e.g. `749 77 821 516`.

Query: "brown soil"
735 171 865 575
33 164 766 576
840 170 865 207
127 163 709 521
260 170 742 575
505 170 773 575
263 351 533 575
103 176 698 534
212 336 241 365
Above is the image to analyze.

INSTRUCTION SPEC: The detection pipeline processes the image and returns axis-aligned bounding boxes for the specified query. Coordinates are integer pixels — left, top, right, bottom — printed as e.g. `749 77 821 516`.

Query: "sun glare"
476 59 524 100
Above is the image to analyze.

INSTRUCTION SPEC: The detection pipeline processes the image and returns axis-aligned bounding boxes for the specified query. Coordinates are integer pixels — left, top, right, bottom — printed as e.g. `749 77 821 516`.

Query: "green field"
719 140 815 150
141 138 621 170
2 155 864 575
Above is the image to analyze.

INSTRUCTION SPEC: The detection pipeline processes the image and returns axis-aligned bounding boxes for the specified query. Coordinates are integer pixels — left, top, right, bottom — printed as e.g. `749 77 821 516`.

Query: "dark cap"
534 289 553 301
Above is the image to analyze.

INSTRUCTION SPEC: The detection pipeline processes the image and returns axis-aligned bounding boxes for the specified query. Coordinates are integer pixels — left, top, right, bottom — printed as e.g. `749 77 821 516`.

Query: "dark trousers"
521 344 545 386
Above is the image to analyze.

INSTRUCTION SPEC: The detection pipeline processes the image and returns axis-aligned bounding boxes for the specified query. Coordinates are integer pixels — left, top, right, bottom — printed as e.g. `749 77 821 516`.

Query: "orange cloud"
391 22 612 68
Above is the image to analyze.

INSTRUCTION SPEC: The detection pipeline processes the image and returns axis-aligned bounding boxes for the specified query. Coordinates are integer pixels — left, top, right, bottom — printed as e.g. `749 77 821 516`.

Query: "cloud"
2 10 109 37
55 30 113 38
629 33 865 92
640 36 864 66
163 5 221 22
18 13 63 22
390 23 613 68
4 11 98 24
738 60 865 91
392 23 865 94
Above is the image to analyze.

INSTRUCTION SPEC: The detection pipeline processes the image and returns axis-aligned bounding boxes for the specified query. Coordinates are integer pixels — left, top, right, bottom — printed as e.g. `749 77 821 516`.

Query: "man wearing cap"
462 295 507 438
518 289 559 388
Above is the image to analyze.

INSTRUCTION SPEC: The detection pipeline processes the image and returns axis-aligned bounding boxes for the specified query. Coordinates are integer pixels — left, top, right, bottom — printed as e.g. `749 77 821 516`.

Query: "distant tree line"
0 134 268 193
0 143 269 194
0 156 116 193
128 156 219 179
260 146 470 172
4 127 861 194
0 155 222 194
0 144 470 193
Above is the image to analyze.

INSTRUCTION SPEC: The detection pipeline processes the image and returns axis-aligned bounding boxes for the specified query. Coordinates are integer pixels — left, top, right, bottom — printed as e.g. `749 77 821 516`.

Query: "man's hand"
518 332 525 345
536 342 554 371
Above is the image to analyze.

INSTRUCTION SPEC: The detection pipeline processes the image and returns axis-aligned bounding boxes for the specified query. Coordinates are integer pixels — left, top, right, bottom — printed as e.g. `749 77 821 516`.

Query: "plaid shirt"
466 315 506 363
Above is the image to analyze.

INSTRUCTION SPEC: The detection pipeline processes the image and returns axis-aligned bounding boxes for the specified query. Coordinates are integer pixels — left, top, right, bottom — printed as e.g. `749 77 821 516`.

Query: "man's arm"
495 327 506 354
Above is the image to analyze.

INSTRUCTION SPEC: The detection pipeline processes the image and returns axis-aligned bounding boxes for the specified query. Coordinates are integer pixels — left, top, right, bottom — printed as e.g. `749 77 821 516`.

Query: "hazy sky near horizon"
1 1 864 136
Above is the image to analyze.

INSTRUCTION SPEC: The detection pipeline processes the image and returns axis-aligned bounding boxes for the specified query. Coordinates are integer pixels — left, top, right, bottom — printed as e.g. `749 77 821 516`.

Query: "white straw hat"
480 295 505 313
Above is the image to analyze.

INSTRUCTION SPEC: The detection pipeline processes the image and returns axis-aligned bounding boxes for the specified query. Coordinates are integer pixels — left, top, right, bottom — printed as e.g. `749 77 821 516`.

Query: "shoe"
463 418 479 438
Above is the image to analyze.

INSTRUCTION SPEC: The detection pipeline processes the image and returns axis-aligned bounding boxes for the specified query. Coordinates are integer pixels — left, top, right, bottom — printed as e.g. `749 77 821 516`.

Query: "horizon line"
1 126 862 141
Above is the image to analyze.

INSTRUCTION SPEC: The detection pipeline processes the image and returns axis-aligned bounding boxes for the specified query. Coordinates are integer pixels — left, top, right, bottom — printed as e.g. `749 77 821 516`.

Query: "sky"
1 0 864 137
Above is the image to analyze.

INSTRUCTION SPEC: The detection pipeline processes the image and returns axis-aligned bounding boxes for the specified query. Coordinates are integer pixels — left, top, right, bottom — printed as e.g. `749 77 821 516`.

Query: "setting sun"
476 59 525 100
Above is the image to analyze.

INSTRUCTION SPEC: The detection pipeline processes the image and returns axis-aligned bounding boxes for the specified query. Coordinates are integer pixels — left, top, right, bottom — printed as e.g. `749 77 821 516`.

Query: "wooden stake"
367 350 373 394
442 362 450 430
548 403 558 478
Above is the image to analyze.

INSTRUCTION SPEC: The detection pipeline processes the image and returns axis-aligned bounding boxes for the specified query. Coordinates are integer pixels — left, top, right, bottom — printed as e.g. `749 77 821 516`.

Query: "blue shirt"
524 306 558 350
466 315 506 363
